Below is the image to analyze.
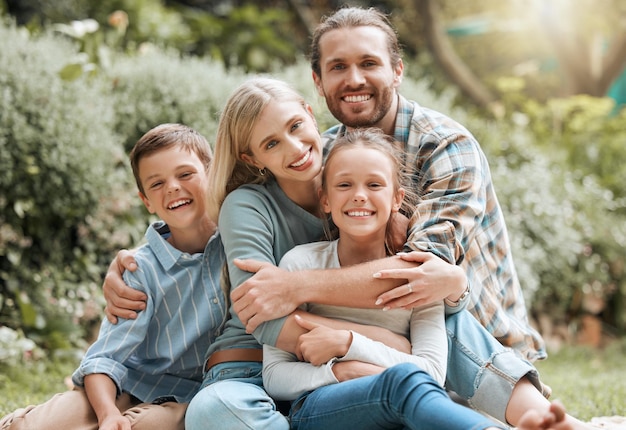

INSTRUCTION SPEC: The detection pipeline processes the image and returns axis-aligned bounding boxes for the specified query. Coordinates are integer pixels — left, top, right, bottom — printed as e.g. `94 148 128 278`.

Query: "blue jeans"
290 362 505 430
445 311 541 423
185 311 539 429
185 362 289 430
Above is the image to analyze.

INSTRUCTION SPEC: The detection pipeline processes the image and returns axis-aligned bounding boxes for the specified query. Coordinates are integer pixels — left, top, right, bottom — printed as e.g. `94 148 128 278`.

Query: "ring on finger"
408 284 413 293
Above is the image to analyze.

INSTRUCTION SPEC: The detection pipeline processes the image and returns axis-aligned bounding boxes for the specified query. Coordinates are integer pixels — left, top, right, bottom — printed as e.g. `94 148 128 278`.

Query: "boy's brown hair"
130 123 212 195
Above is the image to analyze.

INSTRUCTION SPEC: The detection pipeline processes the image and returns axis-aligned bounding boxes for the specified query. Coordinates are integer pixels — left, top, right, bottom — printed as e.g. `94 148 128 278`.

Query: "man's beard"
326 86 394 129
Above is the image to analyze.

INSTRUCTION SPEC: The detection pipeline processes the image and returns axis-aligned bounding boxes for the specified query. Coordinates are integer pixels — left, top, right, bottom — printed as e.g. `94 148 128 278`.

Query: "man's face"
313 25 403 130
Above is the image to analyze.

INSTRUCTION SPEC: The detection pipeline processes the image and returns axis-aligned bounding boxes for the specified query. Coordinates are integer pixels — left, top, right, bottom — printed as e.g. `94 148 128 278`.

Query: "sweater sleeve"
262 344 339 401
338 301 447 386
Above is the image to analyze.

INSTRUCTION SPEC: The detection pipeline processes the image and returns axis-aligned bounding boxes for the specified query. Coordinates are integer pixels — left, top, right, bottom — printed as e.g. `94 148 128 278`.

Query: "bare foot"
516 400 571 430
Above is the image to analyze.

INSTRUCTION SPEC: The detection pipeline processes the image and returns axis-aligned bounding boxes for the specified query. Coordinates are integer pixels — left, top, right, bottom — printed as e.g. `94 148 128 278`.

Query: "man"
233 5 544 363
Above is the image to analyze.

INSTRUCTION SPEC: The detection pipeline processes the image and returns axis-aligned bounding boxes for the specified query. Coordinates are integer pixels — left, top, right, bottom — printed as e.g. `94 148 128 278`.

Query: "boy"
0 124 226 430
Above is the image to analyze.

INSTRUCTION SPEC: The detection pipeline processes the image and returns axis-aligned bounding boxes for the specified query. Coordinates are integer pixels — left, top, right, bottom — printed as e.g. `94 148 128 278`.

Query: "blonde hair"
207 77 308 223
321 128 415 256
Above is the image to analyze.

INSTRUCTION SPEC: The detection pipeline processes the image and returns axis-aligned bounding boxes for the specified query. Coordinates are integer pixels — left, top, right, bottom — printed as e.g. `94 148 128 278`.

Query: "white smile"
343 95 371 103
346 210 374 217
290 149 311 168
168 199 191 209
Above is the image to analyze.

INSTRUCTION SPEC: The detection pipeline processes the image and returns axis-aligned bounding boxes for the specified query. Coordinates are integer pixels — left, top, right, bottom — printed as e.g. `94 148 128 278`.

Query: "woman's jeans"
185 362 289 430
184 311 540 429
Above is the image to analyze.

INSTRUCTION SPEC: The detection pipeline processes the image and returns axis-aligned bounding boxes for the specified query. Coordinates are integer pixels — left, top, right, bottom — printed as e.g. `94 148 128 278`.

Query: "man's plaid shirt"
322 95 546 362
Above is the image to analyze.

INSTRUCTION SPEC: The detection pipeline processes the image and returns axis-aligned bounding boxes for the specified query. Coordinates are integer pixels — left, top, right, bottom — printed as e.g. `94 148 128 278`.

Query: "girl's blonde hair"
207 77 307 223
321 128 416 256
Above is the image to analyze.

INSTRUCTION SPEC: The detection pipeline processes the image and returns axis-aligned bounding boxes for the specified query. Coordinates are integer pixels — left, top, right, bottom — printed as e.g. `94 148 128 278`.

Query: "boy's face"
312 25 403 131
138 146 209 232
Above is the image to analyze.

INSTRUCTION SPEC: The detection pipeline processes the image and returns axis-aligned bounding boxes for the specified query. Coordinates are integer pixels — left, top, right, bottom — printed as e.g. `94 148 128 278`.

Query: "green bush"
105 48 248 153
0 17 624 359
0 19 136 349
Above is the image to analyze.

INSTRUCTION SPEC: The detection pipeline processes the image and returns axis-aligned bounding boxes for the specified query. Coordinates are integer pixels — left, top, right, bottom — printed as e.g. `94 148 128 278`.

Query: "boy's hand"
99 414 131 430
103 249 146 324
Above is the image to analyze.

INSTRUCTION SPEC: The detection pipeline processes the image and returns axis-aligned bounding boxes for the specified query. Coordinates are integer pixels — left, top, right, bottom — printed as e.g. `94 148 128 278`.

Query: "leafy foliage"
0 19 130 349
0 12 624 359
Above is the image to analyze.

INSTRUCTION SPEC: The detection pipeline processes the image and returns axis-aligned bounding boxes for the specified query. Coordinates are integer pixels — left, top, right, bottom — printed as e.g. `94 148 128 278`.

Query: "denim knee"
445 311 541 424
186 380 288 430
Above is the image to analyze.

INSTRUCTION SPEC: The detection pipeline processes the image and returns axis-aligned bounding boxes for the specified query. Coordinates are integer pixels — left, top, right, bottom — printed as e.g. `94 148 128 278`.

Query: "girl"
262 127 499 429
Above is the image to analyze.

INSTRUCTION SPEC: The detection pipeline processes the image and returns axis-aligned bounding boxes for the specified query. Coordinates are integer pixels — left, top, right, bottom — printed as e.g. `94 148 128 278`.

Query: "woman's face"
243 99 323 187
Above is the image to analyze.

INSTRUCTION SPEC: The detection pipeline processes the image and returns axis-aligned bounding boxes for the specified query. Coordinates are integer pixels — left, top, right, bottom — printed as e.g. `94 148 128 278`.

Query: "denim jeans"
445 311 541 423
184 362 289 430
290 362 505 430
185 311 539 429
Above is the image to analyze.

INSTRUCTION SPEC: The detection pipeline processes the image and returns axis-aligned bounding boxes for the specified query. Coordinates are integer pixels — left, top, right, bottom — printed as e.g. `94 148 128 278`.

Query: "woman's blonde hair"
207 77 307 223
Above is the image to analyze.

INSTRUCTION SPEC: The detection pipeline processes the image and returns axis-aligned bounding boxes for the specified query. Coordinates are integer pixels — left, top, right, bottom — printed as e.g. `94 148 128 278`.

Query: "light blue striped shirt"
72 221 227 403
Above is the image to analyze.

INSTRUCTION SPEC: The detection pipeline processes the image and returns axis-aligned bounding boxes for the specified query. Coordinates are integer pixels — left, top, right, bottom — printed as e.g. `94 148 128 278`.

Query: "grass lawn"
533 339 626 421
1 340 625 421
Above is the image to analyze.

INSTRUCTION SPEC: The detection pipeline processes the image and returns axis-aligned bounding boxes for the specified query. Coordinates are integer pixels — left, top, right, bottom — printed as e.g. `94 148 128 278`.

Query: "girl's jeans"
290 362 505 430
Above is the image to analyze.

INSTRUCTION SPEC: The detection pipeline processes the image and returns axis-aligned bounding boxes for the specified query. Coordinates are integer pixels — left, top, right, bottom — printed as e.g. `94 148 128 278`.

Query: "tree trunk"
410 0 497 108
540 3 626 97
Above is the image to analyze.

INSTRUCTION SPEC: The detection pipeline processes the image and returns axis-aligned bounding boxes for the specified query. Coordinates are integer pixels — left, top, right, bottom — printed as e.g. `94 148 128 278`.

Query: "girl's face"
321 146 404 241
242 99 323 187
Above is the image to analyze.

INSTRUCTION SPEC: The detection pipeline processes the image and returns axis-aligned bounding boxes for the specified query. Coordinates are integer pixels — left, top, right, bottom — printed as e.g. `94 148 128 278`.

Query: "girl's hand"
294 315 352 366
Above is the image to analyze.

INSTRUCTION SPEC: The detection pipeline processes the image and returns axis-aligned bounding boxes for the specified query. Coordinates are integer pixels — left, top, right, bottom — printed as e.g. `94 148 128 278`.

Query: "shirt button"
213 298 219 304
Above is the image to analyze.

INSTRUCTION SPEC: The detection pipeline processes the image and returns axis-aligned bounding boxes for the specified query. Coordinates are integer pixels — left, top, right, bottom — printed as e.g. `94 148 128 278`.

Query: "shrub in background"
0 20 136 349
105 47 248 154
1 17 624 358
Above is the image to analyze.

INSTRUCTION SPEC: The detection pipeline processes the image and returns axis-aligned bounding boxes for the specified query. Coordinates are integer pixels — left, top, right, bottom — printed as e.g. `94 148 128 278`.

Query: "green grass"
1 341 625 420
534 339 626 420
0 356 80 416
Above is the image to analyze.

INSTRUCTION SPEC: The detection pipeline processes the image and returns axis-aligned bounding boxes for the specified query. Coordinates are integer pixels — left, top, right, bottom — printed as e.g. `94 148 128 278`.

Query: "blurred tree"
392 0 626 106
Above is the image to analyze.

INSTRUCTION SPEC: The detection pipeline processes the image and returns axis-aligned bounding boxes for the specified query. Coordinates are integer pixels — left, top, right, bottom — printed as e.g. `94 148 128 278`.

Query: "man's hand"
374 251 466 310
103 249 146 324
231 258 300 333
294 315 351 365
